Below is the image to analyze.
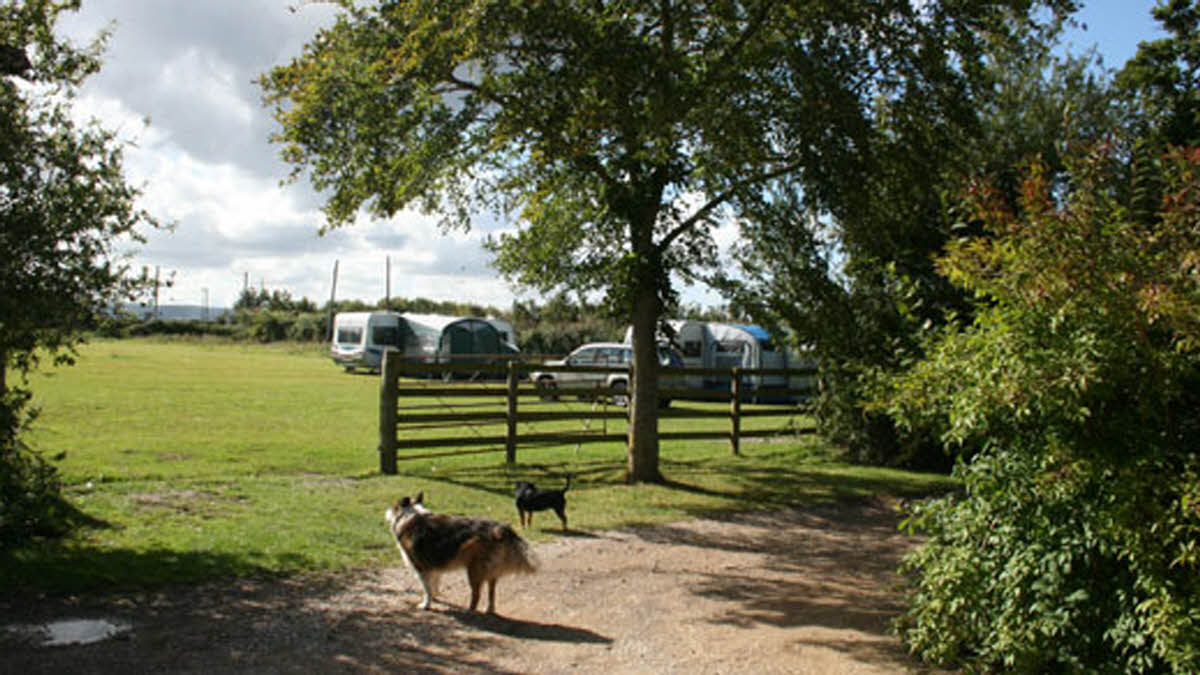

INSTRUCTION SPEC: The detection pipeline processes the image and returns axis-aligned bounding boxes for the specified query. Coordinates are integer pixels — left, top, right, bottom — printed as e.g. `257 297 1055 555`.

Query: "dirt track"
1 500 941 674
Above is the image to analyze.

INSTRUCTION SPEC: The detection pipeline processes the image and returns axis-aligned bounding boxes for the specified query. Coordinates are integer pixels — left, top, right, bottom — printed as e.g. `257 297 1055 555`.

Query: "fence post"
505 359 518 464
730 366 741 456
379 349 399 475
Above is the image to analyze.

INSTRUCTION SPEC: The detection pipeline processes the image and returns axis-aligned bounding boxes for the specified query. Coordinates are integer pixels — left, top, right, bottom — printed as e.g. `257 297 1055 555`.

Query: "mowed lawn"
4 338 956 594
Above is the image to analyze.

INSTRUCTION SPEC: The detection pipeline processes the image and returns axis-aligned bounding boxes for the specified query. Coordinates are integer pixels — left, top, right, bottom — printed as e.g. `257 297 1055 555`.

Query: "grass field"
3 338 957 595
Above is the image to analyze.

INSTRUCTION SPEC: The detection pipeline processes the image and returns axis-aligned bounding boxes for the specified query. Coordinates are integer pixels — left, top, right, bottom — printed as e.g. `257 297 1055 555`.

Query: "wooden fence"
377 351 818 474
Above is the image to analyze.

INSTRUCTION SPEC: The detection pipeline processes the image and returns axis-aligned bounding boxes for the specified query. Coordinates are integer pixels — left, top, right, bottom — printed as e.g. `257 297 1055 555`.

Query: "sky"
54 0 1169 312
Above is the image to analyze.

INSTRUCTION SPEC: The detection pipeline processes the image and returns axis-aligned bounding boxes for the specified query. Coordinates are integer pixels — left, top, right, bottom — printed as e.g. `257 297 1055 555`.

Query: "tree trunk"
0 348 11 446
626 276 663 483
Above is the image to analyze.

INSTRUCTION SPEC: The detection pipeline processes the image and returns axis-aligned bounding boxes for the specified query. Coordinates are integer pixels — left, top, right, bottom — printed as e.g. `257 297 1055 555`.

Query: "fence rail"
377 352 817 474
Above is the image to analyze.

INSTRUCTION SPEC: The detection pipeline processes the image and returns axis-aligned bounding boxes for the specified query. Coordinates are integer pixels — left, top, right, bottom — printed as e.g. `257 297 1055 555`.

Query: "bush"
245 311 290 343
286 314 326 342
884 146 1200 671
126 319 238 339
0 392 71 546
896 448 1200 672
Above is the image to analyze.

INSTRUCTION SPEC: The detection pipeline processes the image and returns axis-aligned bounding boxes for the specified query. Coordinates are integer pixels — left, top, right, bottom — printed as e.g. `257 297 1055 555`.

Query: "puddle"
4 618 131 647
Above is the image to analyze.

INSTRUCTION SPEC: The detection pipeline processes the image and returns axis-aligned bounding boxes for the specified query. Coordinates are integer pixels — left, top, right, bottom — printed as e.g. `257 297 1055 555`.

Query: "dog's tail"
492 524 538 574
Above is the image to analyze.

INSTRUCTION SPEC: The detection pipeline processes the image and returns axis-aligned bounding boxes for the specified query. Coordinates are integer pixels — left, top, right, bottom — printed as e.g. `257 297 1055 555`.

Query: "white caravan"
329 311 407 372
625 319 816 400
331 311 520 374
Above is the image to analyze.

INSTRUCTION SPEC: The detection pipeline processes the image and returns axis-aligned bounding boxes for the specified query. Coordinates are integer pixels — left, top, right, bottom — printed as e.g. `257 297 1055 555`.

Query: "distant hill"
118 304 232 321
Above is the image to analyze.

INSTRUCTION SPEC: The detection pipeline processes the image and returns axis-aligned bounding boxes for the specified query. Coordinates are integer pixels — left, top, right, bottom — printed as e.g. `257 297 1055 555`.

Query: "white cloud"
158 47 255 128
49 1 740 315
50 0 1169 317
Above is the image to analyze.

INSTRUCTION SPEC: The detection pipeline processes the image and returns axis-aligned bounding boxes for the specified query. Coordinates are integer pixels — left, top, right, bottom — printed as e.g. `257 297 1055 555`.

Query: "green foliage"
0 0 160 381
509 292 624 355
897 448 1177 672
732 40 1109 469
234 287 318 314
0 392 72 546
0 1 159 544
1114 0 1200 149
121 319 238 340
899 451 1200 672
886 145 1200 672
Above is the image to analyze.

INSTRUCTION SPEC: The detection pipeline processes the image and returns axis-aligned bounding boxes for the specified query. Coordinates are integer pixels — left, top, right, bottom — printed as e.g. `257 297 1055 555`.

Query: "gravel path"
1 500 941 674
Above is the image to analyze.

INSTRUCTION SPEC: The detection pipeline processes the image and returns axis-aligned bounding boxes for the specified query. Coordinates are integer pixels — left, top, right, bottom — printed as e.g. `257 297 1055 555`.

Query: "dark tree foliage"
730 36 1110 468
0 1 159 544
882 5 1200 670
889 142 1200 674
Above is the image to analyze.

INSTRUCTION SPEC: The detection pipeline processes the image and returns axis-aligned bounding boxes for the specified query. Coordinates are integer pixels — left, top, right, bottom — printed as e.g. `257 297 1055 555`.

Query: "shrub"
0 392 71 546
884 146 1200 671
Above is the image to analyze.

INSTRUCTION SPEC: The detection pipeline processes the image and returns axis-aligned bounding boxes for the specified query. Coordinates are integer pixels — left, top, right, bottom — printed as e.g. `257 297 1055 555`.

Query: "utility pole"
327 259 339 341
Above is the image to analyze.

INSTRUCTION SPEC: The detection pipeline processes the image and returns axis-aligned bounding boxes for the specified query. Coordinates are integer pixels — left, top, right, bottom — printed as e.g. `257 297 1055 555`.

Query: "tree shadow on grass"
0 545 303 598
653 448 959 517
419 457 624 501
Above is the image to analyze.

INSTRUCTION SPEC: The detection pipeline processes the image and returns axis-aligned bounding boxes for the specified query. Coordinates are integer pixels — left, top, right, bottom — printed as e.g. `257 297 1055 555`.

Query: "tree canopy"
0 0 158 397
264 0 1075 481
0 0 159 543
727 22 1114 468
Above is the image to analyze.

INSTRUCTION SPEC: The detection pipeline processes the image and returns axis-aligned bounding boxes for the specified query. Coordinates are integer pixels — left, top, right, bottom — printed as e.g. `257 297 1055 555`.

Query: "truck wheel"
536 376 558 401
610 379 629 407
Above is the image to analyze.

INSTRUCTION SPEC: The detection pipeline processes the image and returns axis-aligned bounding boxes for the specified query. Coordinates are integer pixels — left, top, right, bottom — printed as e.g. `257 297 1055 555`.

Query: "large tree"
1 0 158 543
1 0 158 402
728 25 1113 468
263 0 1075 482
1116 0 1200 149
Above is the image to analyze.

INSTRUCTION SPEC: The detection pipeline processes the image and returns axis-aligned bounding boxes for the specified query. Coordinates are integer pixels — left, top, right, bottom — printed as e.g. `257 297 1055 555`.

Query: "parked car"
529 342 683 407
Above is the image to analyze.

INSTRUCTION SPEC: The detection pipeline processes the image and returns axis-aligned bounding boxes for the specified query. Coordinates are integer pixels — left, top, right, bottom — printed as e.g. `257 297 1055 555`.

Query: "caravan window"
337 327 363 345
372 325 400 346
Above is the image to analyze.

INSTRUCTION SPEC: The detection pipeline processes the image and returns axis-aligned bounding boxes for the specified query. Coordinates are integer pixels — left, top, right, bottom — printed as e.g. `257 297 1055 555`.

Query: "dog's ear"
415 491 424 504
399 496 411 508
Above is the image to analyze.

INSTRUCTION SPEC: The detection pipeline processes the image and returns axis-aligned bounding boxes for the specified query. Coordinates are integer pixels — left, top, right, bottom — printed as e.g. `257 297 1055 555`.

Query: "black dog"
514 476 571 531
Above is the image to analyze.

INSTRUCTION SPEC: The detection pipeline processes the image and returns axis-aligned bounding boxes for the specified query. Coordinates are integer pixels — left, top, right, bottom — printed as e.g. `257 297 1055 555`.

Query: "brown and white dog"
384 493 536 613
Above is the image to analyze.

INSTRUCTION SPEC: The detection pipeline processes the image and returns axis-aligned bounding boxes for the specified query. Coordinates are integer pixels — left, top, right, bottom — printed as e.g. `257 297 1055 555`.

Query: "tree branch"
709 0 776 81
656 158 804 253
